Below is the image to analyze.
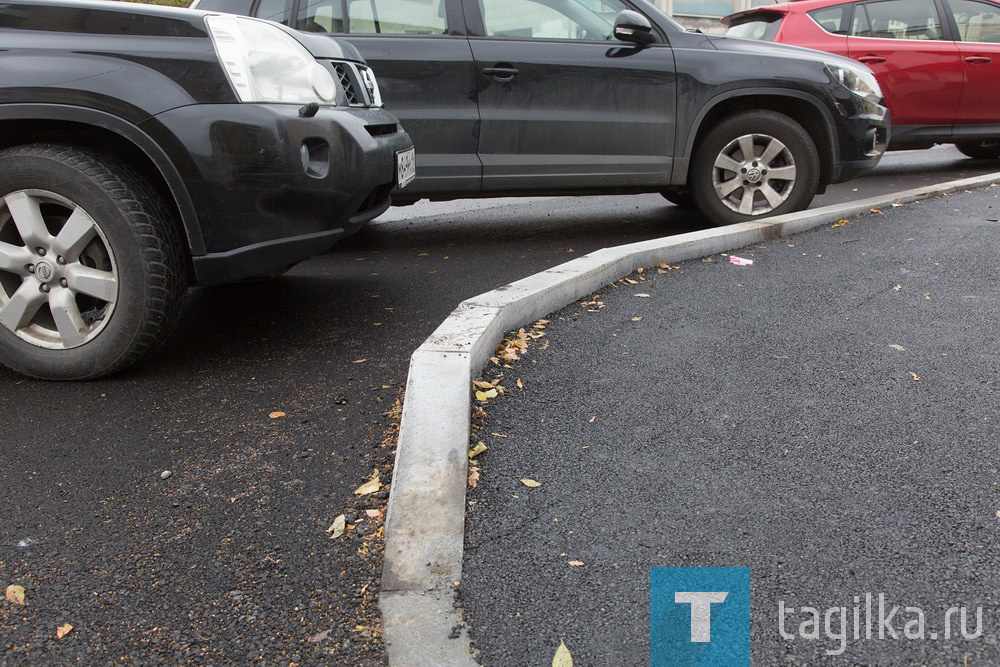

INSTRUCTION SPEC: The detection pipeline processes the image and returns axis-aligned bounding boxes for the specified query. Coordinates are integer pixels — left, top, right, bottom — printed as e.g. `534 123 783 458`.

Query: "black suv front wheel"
691 111 819 226
0 144 188 380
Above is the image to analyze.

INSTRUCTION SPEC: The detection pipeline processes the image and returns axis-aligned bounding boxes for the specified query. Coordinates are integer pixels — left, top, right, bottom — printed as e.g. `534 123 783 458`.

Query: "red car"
723 0 1000 158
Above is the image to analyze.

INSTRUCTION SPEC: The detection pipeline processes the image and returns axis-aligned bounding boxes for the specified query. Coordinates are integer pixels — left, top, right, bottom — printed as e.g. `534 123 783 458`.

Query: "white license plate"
396 147 415 188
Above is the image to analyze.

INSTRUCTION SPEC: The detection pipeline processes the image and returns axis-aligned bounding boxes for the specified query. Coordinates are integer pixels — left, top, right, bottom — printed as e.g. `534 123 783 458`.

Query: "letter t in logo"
675 592 729 642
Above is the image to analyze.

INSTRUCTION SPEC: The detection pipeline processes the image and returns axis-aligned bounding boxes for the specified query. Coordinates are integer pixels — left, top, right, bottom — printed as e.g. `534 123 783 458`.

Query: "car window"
257 0 290 23
851 0 944 39
479 0 626 40
950 0 1000 41
724 14 782 40
297 0 447 34
808 5 850 35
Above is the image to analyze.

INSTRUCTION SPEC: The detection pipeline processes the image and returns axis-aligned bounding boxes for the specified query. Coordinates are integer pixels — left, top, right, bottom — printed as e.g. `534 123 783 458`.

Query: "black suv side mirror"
613 10 657 45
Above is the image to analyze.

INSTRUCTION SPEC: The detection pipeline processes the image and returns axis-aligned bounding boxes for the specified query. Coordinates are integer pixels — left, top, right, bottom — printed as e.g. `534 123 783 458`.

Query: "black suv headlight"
206 14 338 105
825 61 883 105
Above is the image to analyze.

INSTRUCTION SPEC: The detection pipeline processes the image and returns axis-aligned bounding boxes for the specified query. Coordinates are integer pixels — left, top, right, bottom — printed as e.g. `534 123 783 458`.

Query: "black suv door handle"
483 66 519 81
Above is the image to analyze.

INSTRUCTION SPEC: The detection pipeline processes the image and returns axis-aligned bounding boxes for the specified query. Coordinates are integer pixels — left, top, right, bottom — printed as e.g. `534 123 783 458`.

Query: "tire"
690 110 820 226
0 144 188 380
955 140 1000 160
661 190 696 209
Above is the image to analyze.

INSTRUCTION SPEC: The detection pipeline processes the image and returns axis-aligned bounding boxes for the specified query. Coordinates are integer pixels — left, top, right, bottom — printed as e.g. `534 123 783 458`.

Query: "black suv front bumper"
144 103 412 284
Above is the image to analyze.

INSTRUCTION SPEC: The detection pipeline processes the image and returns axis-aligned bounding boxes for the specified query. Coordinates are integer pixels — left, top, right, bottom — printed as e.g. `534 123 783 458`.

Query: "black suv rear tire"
0 144 188 380
691 111 819 226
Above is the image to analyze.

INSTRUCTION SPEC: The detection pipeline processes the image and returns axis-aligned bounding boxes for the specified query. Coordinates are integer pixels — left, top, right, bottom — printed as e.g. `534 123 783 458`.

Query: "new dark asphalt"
462 187 1000 665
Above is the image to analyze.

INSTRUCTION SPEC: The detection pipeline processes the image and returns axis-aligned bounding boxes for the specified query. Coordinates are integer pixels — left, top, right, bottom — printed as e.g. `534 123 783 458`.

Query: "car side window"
479 0 626 41
850 0 944 40
256 0 290 23
808 6 850 35
949 0 1000 42
297 0 447 34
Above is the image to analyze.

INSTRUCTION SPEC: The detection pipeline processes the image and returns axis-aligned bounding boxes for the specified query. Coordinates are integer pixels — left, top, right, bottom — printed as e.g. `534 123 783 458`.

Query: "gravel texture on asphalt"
0 279 404 665
462 188 1000 665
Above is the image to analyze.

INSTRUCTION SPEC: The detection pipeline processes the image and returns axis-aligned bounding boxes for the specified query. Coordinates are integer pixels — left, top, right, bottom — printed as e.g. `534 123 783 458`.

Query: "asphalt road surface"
460 180 1000 665
0 145 997 664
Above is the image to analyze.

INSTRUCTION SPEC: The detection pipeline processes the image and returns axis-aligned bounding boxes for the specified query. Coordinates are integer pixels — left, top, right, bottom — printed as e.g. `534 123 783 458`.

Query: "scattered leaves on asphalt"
553 639 573 666
354 469 382 496
328 514 347 539
520 478 541 488
56 624 73 639
832 219 849 228
5 584 25 605
468 442 488 459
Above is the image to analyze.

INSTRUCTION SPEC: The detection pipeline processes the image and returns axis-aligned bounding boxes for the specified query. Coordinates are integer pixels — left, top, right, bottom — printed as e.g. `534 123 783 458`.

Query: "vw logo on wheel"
746 167 762 183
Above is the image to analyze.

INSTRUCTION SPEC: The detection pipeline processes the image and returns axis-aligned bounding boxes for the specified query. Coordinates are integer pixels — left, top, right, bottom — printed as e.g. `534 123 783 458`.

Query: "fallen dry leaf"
631 316 643 322
468 442 488 459
587 416 596 423
568 560 585 567
5 585 25 605
56 624 72 639
352 358 367 364
468 467 480 488
909 372 921 381
327 514 346 538
473 380 495 390
889 344 906 352
517 379 523 389
365 509 382 519
520 478 541 488
635 293 651 298
354 470 382 496
553 639 573 667
269 411 286 419
475 388 499 401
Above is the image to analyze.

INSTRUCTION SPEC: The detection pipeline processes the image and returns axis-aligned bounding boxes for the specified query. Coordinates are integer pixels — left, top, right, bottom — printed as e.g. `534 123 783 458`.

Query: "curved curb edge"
379 173 1000 666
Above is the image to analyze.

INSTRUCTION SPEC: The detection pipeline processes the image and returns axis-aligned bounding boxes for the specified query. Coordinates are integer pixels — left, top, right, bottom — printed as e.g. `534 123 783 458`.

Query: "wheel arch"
0 105 205 264
682 90 838 190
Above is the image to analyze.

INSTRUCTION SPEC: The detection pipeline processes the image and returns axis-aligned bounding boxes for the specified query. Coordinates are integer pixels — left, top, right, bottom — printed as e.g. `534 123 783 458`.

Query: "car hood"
704 34 865 71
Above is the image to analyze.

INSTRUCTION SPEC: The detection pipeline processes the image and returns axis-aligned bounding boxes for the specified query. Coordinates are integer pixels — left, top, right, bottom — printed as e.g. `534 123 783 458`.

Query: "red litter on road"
729 256 754 266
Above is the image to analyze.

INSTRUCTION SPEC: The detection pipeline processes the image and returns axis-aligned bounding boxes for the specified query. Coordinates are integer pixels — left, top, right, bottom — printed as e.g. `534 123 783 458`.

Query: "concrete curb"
379 172 1000 665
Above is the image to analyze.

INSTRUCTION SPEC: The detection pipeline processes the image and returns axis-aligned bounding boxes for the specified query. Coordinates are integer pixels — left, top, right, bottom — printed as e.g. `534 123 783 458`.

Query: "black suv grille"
334 64 361 106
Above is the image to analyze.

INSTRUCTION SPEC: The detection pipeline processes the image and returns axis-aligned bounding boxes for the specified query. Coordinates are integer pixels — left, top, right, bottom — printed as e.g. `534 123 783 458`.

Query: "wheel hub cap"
34 260 54 282
745 167 762 183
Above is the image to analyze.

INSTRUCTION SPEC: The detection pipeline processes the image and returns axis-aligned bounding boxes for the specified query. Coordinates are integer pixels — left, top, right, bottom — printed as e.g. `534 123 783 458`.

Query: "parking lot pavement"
461 187 1000 665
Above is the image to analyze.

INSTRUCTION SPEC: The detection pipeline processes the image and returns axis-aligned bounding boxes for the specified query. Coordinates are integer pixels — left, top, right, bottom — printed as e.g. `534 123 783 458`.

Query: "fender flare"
682 87 840 172
0 103 205 256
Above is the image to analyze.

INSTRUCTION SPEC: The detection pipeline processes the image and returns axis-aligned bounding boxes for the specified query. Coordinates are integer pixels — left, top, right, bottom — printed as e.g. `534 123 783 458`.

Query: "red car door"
846 0 964 126
948 0 1000 123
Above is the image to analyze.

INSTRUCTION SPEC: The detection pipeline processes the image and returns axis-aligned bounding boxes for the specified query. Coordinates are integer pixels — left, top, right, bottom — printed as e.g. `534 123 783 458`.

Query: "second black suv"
0 0 413 380
192 0 889 225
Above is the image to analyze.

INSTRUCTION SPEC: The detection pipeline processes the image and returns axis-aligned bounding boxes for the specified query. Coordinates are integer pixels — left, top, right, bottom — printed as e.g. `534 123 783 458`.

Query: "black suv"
0 0 413 380
192 0 890 224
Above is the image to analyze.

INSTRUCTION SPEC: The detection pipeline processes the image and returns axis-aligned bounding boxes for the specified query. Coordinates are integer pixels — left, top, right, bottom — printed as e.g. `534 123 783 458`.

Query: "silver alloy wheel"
0 189 118 349
711 133 797 216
